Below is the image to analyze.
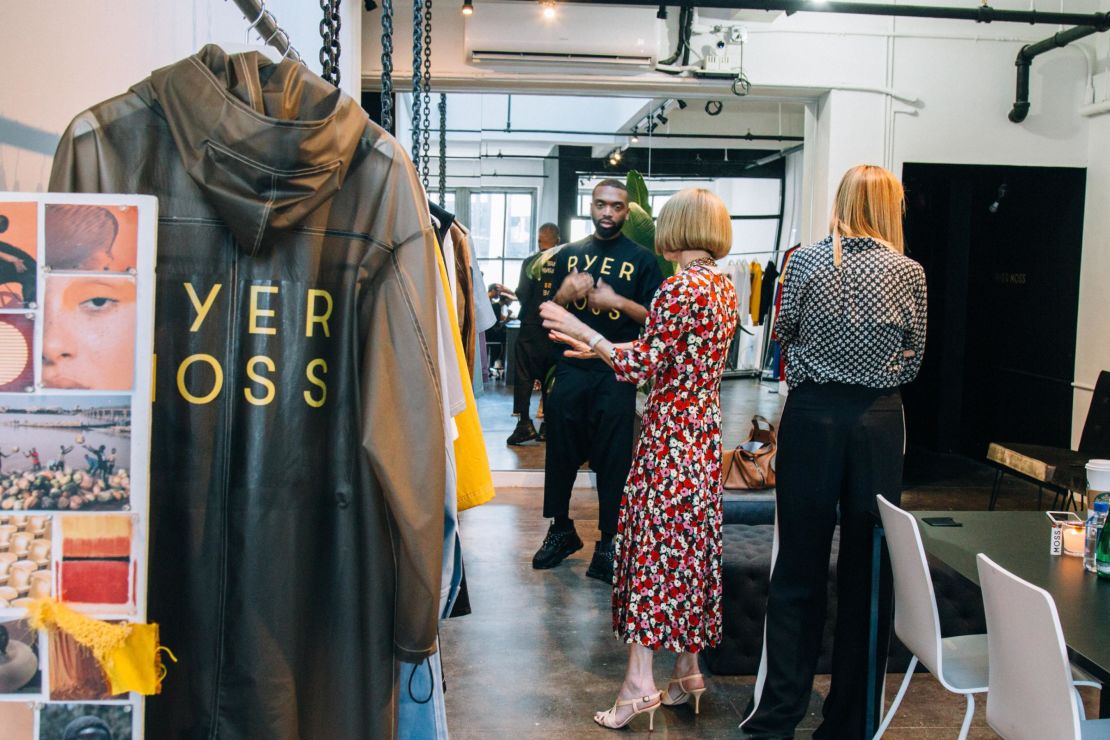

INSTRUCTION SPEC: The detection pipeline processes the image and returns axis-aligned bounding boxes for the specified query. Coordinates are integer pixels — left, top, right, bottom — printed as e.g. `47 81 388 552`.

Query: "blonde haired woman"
540 188 738 730
740 165 927 740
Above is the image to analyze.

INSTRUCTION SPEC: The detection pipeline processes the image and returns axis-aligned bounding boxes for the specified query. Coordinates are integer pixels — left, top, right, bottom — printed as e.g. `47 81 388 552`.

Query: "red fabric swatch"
60 561 129 604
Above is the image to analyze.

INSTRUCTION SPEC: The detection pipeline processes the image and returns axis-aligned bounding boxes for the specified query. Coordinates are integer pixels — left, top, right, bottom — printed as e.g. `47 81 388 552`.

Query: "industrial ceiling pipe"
1009 25 1108 123
508 0 1110 29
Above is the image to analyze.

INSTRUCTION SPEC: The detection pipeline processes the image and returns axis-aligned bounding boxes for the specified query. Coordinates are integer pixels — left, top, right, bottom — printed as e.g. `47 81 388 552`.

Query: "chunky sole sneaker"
586 543 615 583
507 422 540 446
532 527 584 569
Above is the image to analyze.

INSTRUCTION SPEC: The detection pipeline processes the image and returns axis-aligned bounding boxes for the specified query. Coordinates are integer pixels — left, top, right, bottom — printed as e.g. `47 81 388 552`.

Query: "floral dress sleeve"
611 275 689 386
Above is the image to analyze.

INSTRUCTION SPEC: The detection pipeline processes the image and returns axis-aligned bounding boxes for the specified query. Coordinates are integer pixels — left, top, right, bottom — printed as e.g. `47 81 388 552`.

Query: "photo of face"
40 703 133 739
43 275 136 391
44 204 137 273
0 202 38 308
0 314 34 392
0 702 33 739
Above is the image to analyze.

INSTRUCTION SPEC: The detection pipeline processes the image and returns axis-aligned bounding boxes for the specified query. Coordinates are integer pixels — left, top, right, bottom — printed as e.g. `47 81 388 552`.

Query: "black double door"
901 163 1086 457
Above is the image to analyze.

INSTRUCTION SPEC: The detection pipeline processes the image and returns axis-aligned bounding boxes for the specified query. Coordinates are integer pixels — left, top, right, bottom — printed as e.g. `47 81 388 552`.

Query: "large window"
573 177 783 258
469 190 536 291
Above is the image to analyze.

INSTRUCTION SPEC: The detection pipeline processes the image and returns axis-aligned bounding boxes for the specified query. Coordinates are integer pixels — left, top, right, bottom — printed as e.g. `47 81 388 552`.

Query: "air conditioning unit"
466 2 660 73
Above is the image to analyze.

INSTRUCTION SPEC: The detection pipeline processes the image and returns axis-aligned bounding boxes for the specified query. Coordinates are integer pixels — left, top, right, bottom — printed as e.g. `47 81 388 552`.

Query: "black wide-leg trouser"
741 382 905 739
512 328 556 419
542 362 636 537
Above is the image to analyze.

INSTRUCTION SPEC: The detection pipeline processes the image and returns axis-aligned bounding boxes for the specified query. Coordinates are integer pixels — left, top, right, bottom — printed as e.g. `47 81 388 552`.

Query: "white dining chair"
976 554 1109 739
874 495 988 740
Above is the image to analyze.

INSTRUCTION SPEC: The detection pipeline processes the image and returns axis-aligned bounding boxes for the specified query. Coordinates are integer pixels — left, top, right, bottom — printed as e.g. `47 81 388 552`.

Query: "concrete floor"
448 379 1099 738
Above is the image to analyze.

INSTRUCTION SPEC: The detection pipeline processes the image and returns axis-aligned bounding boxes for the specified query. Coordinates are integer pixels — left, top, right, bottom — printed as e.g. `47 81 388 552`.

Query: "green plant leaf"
626 170 651 215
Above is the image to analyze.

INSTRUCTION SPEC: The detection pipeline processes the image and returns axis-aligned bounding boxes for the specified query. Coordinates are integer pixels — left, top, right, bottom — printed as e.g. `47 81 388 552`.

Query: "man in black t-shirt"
507 223 561 446
532 180 663 583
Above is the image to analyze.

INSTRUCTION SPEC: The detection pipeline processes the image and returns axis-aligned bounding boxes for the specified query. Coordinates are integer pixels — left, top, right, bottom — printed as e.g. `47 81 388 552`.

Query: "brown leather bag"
722 416 777 490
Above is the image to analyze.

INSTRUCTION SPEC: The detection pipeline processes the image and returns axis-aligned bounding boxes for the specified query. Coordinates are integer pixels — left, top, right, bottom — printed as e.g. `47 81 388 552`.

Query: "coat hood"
137 44 367 254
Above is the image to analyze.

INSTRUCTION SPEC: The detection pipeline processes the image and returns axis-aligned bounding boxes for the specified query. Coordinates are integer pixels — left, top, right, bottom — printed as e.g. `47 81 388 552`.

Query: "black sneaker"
537 422 546 441
532 524 584 569
507 420 540 446
586 540 615 583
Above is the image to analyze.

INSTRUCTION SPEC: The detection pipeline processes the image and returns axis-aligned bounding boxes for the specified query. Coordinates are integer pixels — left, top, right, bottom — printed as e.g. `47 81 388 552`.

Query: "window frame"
462 187 538 290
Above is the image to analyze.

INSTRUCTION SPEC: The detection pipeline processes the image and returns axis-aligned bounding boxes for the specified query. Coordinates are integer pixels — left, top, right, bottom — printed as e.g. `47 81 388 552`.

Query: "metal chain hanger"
319 0 342 86
380 0 395 132
438 94 447 207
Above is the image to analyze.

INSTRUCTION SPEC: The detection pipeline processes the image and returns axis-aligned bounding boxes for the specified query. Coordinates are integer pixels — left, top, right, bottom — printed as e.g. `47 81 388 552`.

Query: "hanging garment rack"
227 0 303 62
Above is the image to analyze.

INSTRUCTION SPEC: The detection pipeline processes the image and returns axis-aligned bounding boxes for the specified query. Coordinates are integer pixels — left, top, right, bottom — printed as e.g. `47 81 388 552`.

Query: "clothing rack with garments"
49 43 493 740
719 253 781 378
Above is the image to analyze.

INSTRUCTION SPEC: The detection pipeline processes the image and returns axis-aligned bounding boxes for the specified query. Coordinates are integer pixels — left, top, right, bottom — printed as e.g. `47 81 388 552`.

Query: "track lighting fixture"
676 99 688 109
656 112 668 125
461 0 474 14
647 122 658 133
656 4 668 19
540 0 557 19
631 132 640 144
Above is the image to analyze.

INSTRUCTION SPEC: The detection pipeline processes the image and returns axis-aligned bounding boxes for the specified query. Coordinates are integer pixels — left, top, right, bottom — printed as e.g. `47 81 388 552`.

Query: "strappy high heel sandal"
660 673 707 714
593 691 663 731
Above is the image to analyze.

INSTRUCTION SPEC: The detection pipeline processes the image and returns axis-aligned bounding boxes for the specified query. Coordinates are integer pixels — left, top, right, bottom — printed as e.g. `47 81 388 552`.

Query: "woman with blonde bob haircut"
540 188 739 731
741 165 928 740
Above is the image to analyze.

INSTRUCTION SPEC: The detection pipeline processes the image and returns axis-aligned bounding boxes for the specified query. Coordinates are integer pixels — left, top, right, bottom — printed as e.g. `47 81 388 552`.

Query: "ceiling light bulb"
631 133 640 144
462 0 474 15
540 0 557 19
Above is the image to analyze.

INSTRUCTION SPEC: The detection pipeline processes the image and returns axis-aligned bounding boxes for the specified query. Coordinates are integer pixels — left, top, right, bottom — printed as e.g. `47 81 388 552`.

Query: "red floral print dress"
610 262 738 653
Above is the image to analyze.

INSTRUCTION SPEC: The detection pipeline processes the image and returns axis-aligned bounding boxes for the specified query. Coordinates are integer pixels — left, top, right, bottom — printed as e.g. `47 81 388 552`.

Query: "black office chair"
987 370 1110 511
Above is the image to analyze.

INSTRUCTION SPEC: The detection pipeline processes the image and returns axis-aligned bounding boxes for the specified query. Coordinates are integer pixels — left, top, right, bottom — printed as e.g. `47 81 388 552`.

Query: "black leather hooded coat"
50 46 446 740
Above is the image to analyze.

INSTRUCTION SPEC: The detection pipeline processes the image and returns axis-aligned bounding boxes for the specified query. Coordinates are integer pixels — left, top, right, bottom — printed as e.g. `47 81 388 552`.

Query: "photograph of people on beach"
44 204 137 273
0 396 131 512
0 314 34 393
0 201 37 309
42 274 136 392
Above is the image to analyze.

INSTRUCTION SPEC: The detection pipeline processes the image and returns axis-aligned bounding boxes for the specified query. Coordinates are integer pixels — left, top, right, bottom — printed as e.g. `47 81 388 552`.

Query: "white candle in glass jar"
1063 523 1086 556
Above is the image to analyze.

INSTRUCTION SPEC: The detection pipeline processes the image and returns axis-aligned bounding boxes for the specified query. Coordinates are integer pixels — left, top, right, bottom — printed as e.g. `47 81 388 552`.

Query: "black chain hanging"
420 0 433 189
411 0 424 170
438 94 447 207
380 0 395 132
319 0 342 86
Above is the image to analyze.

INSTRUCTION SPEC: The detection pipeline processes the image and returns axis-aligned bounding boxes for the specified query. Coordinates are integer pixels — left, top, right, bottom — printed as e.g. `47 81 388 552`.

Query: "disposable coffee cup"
1087 460 1110 494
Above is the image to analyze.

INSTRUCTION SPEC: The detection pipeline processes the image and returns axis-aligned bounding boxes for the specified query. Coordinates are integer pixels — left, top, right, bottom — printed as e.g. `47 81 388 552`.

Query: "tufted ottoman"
704 496 986 676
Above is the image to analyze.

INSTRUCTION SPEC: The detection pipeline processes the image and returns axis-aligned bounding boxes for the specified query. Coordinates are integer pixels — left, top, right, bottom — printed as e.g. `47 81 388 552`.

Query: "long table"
912 511 1110 718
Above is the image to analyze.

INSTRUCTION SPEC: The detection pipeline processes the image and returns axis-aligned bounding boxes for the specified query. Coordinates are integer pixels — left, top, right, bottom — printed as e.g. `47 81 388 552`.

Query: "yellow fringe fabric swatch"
26 598 174 695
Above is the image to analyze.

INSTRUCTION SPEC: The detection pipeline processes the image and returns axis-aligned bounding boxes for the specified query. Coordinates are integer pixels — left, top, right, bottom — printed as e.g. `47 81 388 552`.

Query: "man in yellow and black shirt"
532 179 663 583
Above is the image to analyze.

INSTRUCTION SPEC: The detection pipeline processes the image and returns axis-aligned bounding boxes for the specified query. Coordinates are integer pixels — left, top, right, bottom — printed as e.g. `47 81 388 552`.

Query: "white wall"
0 0 362 192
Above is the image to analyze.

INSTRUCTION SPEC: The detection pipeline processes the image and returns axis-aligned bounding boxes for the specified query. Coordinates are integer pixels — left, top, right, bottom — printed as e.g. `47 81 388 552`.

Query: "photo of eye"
42 275 136 391
0 314 34 393
44 204 138 273
0 201 37 308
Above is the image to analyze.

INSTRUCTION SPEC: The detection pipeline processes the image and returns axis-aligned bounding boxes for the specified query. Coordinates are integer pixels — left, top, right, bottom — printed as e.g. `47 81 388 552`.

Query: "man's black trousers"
741 382 904 740
512 328 556 419
543 362 636 537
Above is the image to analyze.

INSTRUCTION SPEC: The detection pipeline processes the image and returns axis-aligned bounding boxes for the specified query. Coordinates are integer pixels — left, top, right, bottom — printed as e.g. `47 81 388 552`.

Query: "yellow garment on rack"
26 598 174 696
750 261 763 325
434 246 495 511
